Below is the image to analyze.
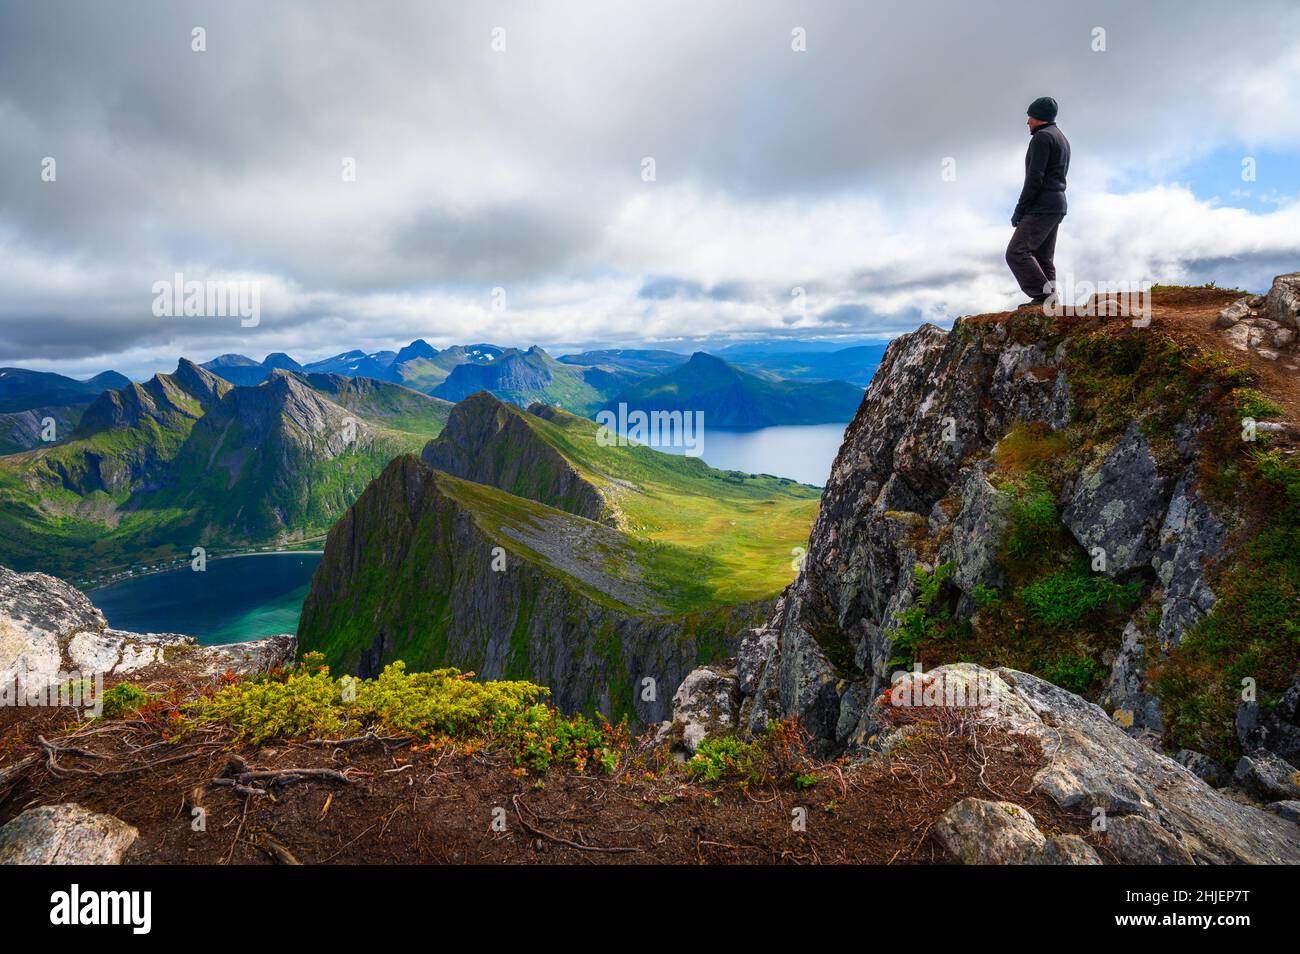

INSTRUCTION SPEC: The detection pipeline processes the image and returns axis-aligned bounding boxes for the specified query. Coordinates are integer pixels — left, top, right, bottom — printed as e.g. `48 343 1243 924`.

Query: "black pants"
1006 213 1064 301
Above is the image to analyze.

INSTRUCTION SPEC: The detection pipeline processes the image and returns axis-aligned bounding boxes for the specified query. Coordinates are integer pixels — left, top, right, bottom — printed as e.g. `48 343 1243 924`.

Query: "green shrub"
1038 655 1104 695
1021 567 1141 628
891 562 963 666
1235 388 1283 422
686 736 763 785
1001 475 1059 563
100 682 153 718
187 659 626 773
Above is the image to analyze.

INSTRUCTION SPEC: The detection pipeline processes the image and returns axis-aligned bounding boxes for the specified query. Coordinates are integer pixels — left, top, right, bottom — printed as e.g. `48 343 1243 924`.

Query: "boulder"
1233 753 1300 802
892 665 1300 863
1033 834 1103 865
1174 749 1230 788
1265 273 1300 329
932 798 1046 864
933 798 1104 865
1062 422 1174 575
0 803 137 864
669 666 739 754
1215 298 1251 328
1104 814 1194 865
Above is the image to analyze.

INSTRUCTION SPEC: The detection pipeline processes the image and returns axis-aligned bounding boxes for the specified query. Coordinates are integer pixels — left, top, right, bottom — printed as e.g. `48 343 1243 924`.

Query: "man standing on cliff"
1007 96 1070 308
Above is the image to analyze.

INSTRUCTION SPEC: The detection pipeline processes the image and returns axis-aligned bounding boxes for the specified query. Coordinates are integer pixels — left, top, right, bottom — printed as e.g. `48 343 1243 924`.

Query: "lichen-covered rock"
1151 475 1224 647
932 798 1045 864
1266 272 1300 329
668 666 740 754
0 803 137 864
1062 421 1174 575
940 466 1009 597
0 564 295 690
1103 622 1161 733
1233 753 1300 802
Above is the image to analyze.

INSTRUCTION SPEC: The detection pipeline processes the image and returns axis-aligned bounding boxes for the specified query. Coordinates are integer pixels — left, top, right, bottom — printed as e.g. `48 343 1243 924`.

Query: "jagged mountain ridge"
0 364 451 579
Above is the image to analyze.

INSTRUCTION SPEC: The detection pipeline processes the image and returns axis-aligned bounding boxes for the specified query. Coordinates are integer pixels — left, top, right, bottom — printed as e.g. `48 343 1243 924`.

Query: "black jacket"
1012 122 1070 224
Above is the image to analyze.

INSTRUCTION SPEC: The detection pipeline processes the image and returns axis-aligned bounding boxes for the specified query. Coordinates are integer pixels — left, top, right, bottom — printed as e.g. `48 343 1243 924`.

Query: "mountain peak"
262 352 304 372
394 339 438 364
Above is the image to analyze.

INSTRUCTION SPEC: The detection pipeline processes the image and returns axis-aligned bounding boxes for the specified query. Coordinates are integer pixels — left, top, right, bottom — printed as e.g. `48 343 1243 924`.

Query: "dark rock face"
741 320 1086 750
1061 421 1175 575
721 310 1253 750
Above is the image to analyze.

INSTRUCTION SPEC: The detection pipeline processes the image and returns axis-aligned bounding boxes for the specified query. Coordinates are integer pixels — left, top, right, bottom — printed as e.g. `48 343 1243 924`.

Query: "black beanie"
1027 96 1058 121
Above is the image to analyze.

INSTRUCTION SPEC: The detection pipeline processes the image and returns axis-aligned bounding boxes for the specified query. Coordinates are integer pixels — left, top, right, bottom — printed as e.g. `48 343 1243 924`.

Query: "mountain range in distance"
0 360 452 581
0 337 883 455
199 339 883 424
0 367 133 453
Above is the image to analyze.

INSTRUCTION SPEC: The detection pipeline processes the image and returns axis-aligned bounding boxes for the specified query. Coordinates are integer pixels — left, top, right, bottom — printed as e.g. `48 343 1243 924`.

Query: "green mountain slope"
606 352 864 426
0 365 449 580
297 455 769 722
423 392 823 604
297 390 825 723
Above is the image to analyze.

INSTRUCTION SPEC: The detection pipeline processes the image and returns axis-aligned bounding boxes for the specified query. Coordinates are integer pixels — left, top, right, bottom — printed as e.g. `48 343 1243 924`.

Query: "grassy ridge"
484 404 822 606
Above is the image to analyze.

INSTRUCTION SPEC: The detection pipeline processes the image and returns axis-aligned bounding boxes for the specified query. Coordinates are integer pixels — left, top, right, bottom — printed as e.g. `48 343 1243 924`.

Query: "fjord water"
629 422 850 486
88 552 322 645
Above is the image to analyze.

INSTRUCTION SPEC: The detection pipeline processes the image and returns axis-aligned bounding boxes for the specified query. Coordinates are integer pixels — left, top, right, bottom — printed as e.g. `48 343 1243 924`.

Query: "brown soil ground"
967 285 1300 429
0 696 1106 865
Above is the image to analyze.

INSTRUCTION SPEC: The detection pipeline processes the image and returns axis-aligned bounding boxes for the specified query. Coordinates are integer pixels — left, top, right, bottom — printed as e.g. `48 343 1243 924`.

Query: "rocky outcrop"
713 297 1294 751
1214 274 1300 364
0 803 138 864
912 666 1300 863
932 798 1101 865
0 564 294 688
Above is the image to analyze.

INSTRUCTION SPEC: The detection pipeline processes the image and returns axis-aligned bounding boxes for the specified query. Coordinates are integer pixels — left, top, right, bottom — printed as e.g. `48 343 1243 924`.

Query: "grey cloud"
1 0 1299 371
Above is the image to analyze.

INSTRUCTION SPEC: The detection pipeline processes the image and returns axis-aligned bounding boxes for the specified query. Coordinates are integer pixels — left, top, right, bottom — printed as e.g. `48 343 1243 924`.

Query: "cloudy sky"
2 0 1299 379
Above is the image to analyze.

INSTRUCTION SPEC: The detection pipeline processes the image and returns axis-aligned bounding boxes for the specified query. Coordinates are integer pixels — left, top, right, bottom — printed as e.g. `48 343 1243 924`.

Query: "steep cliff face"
297 455 760 723
421 392 611 524
731 285 1299 767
